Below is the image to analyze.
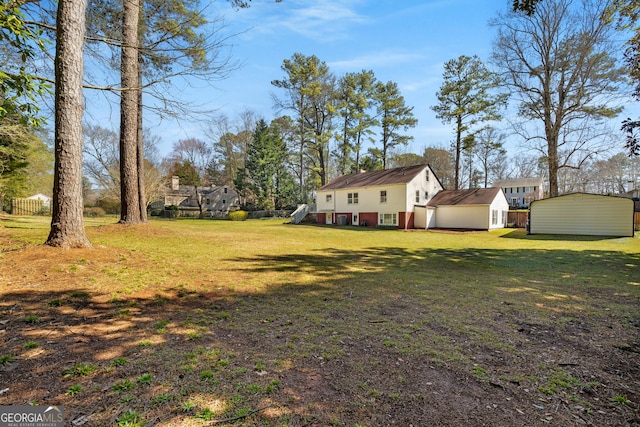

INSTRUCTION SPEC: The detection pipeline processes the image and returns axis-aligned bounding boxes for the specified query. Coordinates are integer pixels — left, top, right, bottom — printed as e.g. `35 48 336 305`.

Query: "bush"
84 207 106 217
164 205 180 218
228 210 248 221
95 197 121 214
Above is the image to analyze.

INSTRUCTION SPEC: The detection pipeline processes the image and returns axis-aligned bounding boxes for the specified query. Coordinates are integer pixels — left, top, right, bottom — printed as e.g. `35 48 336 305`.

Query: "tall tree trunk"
137 54 147 222
454 116 462 190
119 0 141 223
547 133 559 198
46 0 92 248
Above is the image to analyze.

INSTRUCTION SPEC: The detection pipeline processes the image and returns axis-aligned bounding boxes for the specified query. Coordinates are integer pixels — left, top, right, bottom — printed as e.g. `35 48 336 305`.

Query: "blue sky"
135 0 506 156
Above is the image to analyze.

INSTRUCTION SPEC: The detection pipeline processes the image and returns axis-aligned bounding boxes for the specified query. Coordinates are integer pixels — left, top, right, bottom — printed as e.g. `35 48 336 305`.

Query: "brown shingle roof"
319 164 430 191
427 188 503 206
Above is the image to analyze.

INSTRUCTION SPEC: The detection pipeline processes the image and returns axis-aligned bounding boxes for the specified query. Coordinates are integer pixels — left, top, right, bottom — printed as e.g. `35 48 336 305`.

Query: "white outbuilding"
424 187 509 230
529 193 635 237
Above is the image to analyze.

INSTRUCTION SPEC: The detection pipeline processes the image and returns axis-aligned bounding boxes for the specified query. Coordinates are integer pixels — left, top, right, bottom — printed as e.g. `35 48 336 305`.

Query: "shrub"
95 197 121 214
84 207 106 217
228 210 248 221
164 205 180 218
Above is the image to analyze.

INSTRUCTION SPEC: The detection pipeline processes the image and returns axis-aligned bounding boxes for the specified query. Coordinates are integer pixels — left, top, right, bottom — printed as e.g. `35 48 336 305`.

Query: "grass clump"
111 357 128 367
116 410 143 427
63 363 97 377
65 384 82 396
111 379 135 393
135 373 153 386
611 395 631 405
0 355 16 366
24 314 41 324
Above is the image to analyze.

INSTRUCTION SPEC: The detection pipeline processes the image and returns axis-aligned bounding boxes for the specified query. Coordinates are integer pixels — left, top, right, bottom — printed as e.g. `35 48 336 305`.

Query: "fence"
507 210 529 228
635 212 640 231
11 198 44 215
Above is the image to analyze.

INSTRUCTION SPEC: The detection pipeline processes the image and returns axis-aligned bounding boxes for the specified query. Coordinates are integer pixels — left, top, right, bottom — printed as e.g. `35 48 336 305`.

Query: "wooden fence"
11 198 43 215
635 212 640 231
507 210 529 228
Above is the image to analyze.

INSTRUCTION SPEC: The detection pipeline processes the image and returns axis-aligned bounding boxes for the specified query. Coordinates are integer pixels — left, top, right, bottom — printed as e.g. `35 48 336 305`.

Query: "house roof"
492 177 543 188
319 164 431 191
427 188 503 207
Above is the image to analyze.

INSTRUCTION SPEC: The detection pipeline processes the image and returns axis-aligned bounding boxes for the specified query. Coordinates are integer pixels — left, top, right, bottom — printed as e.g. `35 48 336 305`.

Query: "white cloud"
329 51 425 71
238 0 369 42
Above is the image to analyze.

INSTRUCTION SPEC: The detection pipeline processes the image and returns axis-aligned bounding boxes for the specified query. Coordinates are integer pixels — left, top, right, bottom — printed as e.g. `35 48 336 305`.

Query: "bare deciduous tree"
491 0 626 196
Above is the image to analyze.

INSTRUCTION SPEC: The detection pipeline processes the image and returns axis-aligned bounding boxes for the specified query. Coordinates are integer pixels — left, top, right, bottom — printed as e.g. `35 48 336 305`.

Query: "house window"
224 187 228 194
206 198 210 205
326 194 332 203
492 209 498 225
222 199 226 205
353 214 358 224
348 192 358 204
415 190 420 203
511 197 518 206
380 190 387 203
425 170 430 181
425 192 429 200
379 213 397 225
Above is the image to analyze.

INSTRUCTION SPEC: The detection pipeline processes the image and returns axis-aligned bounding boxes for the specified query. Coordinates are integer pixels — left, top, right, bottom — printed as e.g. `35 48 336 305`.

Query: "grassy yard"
0 216 638 426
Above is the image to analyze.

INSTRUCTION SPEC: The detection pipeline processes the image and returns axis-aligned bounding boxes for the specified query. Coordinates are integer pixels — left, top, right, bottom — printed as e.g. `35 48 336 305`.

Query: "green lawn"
0 216 638 426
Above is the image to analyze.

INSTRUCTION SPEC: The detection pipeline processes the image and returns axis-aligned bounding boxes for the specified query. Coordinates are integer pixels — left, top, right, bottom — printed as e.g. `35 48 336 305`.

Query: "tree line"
1 0 638 247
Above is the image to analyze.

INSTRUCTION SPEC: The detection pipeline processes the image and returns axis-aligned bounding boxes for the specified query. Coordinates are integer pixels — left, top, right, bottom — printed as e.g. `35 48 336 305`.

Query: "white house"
316 164 444 229
27 193 51 208
425 188 509 230
492 177 544 208
529 193 635 237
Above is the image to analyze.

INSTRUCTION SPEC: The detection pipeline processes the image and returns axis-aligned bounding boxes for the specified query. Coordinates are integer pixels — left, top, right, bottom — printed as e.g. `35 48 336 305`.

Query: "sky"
120 0 505 157
88 0 635 160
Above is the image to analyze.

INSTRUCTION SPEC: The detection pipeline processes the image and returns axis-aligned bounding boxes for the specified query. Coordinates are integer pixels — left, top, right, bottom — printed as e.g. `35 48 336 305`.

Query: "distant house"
529 193 634 237
27 193 51 208
316 164 444 229
492 177 544 208
160 176 239 217
424 188 509 230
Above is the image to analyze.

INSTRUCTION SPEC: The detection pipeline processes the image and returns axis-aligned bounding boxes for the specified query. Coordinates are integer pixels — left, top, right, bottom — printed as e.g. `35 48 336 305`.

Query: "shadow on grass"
1 243 639 426
225 245 640 286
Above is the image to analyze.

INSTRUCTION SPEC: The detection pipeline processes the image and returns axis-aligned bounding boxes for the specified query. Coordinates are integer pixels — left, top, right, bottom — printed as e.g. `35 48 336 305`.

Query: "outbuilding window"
380 190 387 203
348 192 359 204
326 194 332 203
